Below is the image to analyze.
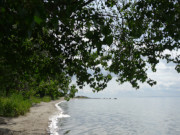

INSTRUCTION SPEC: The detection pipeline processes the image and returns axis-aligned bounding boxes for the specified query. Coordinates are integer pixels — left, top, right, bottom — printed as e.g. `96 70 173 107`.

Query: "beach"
0 98 64 135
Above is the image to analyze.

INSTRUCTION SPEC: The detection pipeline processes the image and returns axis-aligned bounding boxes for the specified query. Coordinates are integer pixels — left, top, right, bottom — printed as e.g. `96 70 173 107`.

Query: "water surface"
56 97 180 135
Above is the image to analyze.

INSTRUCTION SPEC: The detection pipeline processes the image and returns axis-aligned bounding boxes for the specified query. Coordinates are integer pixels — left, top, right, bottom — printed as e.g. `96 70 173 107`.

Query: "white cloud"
144 60 180 91
76 60 180 98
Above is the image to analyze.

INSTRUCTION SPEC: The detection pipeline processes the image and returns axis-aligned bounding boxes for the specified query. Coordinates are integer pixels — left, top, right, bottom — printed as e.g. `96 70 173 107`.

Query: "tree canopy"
0 0 179 98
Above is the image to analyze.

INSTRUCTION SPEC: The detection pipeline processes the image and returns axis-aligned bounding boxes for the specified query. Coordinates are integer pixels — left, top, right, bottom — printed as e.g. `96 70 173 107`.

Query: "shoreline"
0 98 64 135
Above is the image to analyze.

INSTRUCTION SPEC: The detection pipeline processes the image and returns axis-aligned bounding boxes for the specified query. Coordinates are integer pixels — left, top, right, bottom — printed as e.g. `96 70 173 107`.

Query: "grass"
30 96 51 104
0 94 31 117
0 94 52 117
41 96 51 102
30 96 41 104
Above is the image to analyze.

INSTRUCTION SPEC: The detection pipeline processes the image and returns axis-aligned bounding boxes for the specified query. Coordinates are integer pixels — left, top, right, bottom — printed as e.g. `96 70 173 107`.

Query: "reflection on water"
57 98 180 135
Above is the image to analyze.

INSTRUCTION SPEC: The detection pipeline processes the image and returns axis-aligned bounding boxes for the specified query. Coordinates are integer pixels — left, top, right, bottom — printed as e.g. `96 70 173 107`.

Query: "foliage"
29 96 41 104
29 96 51 103
0 0 179 99
0 94 31 117
0 94 53 117
41 96 51 102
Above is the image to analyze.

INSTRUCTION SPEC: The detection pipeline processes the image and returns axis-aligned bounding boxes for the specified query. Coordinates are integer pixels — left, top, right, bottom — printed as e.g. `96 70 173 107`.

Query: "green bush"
0 94 53 117
42 96 51 102
35 80 61 100
30 96 41 104
29 96 51 103
0 94 31 117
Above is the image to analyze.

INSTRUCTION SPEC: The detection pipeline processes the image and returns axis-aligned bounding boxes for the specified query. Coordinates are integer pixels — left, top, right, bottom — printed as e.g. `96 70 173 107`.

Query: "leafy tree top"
0 0 179 97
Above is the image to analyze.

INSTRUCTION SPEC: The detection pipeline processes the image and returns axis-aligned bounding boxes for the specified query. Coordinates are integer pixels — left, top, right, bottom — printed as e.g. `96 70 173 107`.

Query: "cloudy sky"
75 60 180 98
68 0 180 98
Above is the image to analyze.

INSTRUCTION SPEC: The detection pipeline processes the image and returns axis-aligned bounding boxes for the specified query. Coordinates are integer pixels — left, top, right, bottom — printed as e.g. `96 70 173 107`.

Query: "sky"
70 0 180 98
75 60 180 98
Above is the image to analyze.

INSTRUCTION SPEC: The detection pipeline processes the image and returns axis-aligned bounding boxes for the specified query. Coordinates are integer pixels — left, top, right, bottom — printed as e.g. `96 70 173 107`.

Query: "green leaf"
34 16 43 24
1 7 5 13
104 35 113 45
102 25 111 36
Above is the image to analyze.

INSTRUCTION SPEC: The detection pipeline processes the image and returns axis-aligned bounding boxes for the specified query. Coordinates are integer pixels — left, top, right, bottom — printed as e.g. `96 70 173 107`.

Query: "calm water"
56 97 180 135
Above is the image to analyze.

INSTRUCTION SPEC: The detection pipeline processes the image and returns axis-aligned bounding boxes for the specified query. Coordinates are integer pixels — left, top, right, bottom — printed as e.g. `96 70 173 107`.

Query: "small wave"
49 101 70 135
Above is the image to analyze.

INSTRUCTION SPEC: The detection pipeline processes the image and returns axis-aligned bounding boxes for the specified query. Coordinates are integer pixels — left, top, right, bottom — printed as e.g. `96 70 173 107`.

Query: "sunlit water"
56 97 180 135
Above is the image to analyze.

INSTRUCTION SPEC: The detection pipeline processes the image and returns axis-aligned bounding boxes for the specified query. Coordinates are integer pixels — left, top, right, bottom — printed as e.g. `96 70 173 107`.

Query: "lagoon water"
56 97 180 135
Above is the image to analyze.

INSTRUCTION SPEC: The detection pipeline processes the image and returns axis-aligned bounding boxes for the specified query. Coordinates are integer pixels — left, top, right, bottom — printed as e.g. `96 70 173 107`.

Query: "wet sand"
0 98 64 135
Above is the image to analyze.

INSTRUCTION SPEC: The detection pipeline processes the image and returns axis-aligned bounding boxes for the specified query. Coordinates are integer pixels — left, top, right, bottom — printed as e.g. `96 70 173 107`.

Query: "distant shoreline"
0 98 64 135
75 96 118 100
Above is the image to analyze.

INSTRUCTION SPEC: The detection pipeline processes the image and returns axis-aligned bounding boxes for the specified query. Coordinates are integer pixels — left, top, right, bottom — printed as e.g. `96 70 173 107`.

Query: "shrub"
30 96 41 104
35 80 61 100
0 94 31 117
0 94 53 117
42 96 51 102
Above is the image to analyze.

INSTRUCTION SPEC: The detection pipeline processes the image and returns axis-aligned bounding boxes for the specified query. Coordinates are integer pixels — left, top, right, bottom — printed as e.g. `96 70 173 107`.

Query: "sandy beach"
0 98 64 135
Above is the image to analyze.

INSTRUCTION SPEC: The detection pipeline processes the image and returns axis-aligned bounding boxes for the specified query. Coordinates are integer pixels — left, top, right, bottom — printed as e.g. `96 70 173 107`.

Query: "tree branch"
81 0 96 7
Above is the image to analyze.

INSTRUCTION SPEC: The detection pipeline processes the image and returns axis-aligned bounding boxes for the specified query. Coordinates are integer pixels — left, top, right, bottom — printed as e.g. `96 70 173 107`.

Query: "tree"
0 0 179 98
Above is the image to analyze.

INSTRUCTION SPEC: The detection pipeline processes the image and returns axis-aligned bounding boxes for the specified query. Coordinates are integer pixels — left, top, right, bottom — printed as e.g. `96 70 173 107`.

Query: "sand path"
0 98 64 135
